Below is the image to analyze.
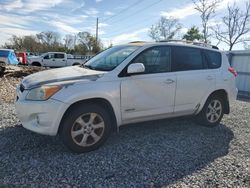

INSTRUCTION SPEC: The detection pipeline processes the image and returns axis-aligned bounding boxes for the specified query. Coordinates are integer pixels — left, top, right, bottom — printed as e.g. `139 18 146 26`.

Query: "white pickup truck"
28 52 88 67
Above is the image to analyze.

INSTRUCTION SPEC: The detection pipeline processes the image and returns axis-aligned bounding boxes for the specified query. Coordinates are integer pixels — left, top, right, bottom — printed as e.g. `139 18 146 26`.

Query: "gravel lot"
0 99 249 187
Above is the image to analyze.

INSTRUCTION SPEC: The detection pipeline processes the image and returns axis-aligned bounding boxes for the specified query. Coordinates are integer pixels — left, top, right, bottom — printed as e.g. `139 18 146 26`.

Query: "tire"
59 103 112 153
72 63 80 66
195 95 224 127
0 65 5 76
32 62 41 67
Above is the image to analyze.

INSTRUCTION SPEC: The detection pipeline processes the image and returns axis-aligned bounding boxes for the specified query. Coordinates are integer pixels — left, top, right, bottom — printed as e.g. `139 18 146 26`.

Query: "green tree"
183 26 203 41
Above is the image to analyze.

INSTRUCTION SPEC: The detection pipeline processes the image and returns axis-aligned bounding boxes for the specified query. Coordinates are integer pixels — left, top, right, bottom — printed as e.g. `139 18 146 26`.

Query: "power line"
100 0 164 38
105 0 164 25
104 16 158 38
101 0 144 22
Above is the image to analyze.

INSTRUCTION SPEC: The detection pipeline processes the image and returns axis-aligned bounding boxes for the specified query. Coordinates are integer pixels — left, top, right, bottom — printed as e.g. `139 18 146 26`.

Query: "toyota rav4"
15 41 238 153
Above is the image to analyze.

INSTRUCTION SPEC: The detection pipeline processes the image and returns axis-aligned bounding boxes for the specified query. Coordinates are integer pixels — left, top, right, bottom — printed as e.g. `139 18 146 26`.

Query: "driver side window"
44 54 54 59
132 46 171 74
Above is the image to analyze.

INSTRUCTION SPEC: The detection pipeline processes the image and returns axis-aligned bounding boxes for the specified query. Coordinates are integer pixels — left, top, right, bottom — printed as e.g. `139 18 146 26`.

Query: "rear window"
204 50 221 69
171 46 203 71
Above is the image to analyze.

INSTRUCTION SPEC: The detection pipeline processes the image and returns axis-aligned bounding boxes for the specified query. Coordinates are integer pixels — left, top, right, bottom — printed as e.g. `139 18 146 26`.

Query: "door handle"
207 75 214 80
164 79 175 84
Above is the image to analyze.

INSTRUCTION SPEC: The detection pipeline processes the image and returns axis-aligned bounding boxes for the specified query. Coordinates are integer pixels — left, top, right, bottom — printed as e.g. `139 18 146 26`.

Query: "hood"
22 66 105 89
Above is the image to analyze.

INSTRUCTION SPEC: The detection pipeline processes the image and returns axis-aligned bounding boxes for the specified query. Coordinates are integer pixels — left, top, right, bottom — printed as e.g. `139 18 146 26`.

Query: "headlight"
26 85 61 101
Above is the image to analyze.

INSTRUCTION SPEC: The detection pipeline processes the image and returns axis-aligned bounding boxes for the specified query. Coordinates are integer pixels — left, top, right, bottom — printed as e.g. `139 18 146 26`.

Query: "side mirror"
127 63 145 75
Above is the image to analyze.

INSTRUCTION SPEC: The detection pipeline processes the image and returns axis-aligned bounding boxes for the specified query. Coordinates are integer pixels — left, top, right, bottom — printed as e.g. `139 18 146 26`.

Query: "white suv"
15 42 238 153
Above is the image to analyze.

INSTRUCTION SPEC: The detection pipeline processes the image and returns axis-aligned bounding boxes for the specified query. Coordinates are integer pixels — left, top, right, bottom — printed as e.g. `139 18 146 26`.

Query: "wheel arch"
32 61 41 66
58 98 118 134
202 89 230 114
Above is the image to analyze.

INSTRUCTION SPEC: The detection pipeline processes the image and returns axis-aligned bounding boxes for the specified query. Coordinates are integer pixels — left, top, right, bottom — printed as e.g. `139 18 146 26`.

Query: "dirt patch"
0 65 45 103
0 64 45 78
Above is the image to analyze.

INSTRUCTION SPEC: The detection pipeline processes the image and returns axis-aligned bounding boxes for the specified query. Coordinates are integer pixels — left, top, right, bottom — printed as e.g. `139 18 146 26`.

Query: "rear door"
53 53 66 67
171 46 216 113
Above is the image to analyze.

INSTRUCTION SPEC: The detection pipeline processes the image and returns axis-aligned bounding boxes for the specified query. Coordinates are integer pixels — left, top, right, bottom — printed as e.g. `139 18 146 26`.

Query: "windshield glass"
84 45 140 71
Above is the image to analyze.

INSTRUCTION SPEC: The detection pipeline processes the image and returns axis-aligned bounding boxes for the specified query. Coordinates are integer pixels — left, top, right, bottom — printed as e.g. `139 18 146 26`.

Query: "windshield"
40 53 47 57
84 45 140 71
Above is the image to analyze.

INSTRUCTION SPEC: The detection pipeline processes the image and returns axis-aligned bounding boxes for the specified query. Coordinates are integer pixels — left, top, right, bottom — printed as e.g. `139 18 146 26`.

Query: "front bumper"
15 98 66 136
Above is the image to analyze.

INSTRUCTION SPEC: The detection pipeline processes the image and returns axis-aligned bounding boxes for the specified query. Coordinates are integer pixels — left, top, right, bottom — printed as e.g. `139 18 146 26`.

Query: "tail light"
228 67 237 77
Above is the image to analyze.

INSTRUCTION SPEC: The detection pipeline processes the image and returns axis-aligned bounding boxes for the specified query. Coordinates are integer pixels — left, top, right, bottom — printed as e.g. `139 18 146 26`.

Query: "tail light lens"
228 67 237 77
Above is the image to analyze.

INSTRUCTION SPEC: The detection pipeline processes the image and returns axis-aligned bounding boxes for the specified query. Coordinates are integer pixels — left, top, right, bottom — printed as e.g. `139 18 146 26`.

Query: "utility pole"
96 17 99 43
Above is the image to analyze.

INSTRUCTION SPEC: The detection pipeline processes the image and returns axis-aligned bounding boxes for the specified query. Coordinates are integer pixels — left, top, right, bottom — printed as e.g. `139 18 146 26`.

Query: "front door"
121 46 176 121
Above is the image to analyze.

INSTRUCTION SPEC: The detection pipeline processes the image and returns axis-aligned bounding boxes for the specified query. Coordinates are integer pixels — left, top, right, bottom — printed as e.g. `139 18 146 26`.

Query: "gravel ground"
0 77 21 103
0 100 249 187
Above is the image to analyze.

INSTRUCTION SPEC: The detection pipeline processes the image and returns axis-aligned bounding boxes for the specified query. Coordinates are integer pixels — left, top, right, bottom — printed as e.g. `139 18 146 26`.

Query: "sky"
0 0 249 50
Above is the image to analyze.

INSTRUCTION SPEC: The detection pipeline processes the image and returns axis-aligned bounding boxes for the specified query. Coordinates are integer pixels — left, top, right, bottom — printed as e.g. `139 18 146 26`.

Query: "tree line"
3 31 103 55
149 0 250 50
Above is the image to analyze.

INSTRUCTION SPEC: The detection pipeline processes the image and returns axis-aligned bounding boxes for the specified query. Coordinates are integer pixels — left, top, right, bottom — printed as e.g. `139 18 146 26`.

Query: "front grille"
20 84 25 92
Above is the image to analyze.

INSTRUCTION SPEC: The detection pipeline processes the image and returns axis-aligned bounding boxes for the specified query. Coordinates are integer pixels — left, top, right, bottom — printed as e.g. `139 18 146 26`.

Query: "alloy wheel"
206 99 222 123
71 113 105 147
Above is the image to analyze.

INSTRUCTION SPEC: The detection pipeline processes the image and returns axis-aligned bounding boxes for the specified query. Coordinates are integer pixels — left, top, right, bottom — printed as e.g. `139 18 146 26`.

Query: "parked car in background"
16 52 28 65
73 55 94 62
16 41 237 153
28 52 87 67
0 49 19 65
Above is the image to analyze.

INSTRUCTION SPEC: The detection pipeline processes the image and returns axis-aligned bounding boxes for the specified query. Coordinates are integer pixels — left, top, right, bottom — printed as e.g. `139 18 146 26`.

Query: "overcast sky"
0 0 248 50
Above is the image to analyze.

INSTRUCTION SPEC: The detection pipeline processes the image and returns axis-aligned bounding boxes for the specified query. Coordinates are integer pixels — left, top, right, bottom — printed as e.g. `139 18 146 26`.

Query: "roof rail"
159 40 219 50
129 41 147 43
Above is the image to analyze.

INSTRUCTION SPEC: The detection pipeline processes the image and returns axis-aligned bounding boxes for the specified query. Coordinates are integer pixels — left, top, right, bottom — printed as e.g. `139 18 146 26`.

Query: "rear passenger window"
204 50 221 69
54 54 64 59
172 47 203 71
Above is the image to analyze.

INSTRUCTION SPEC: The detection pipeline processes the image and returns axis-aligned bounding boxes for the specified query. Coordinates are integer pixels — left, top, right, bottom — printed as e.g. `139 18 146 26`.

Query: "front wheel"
195 96 224 127
59 103 111 153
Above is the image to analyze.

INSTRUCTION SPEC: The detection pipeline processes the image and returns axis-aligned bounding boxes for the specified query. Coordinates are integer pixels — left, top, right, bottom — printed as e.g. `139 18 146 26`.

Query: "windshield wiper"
83 64 95 70
83 64 111 71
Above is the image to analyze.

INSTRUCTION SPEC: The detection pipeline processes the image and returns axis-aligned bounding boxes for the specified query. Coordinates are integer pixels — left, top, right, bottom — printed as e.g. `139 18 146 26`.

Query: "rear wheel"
0 63 5 76
59 103 112 153
195 96 224 127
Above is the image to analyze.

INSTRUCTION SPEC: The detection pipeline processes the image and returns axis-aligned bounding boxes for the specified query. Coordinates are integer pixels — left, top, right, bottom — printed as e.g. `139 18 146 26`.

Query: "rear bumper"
15 98 66 136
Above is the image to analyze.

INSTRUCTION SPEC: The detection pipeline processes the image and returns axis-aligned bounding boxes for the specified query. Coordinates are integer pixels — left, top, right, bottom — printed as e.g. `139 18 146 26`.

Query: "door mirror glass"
127 63 145 74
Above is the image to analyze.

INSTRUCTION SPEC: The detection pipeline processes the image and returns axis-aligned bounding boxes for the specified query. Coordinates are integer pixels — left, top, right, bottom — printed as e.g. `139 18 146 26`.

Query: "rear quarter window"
204 50 221 69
